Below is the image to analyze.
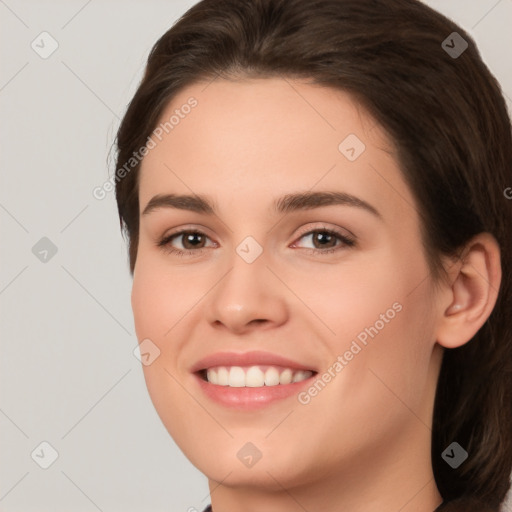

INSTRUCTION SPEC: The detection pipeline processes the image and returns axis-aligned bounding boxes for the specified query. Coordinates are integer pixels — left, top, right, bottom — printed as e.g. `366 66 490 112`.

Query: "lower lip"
193 373 316 410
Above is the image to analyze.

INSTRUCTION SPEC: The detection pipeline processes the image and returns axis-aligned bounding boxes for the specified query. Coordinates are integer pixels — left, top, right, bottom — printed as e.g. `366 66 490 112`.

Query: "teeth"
204 366 313 387
207 368 219 385
279 369 293 385
246 366 265 387
229 366 245 387
264 367 280 386
217 367 229 386
292 370 308 383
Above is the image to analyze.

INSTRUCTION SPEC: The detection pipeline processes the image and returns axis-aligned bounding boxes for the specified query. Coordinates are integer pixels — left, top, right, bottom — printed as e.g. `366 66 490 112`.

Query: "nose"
205 253 289 335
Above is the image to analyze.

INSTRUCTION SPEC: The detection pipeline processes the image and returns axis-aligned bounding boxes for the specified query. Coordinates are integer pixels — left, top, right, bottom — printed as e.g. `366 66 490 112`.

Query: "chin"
187 442 317 491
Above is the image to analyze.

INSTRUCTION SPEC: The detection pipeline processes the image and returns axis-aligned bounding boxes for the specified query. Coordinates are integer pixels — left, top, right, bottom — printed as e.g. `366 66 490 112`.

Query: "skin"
130 77 501 512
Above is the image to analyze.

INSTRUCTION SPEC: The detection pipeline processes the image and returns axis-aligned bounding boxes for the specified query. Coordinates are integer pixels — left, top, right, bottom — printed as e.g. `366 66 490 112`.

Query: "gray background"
1 1 511 511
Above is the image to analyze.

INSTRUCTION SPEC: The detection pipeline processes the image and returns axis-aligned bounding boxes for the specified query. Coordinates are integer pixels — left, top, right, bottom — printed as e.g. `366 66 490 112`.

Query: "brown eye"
158 230 214 256
293 228 355 255
180 232 207 250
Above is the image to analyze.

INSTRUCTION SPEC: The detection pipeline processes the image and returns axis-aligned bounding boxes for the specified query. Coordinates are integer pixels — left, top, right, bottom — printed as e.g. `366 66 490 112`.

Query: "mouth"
190 351 319 409
193 362 318 410
196 365 317 387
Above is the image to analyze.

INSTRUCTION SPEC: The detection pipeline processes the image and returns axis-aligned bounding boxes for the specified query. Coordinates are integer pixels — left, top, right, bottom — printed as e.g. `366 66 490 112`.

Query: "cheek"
131 267 201 444
318 243 436 398
337 287 436 429
312 249 423 343
131 266 184 387
131 259 192 340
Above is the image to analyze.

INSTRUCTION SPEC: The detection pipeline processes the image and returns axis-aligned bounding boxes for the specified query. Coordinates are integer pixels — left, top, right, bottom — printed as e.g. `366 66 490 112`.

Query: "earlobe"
436 233 501 349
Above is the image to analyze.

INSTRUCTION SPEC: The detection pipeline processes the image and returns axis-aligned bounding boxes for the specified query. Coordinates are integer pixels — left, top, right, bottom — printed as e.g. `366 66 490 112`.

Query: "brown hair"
114 0 512 508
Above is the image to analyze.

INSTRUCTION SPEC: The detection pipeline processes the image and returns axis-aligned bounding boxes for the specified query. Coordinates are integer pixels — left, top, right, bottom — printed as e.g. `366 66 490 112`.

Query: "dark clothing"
202 497 496 511
435 497 496 511
201 506 451 512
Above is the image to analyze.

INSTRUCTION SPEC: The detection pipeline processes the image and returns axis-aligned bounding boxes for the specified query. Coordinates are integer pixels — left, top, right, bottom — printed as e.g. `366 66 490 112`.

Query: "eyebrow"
142 191 382 219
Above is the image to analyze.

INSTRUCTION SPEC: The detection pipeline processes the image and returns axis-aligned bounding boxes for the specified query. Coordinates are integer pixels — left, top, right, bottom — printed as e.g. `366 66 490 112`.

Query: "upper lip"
190 351 317 373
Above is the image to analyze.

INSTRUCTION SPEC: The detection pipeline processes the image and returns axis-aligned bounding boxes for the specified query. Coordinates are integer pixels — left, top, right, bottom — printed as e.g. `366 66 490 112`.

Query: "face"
131 77 443 491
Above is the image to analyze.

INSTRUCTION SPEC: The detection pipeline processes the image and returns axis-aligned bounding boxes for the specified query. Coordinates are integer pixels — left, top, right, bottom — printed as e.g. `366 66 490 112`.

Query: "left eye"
158 227 355 257
292 228 355 253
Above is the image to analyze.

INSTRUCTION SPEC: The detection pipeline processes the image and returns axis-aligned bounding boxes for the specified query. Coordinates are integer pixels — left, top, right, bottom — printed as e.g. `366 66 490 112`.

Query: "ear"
435 232 501 349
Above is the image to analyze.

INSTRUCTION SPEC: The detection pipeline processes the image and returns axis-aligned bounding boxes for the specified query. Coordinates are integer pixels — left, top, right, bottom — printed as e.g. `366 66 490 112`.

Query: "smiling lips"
191 351 318 409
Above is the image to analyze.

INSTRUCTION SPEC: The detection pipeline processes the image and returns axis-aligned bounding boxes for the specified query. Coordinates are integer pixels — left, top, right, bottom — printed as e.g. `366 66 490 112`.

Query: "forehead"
138 77 415 223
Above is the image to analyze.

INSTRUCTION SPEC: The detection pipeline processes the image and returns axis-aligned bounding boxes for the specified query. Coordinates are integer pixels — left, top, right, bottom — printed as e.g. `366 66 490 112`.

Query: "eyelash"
157 226 356 258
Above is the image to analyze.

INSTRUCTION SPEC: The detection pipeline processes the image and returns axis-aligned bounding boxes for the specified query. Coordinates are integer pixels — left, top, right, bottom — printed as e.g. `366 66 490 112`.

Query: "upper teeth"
206 366 313 387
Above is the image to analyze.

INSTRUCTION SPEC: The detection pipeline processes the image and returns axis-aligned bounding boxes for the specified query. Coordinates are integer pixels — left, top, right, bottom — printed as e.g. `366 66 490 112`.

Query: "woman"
114 0 512 510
